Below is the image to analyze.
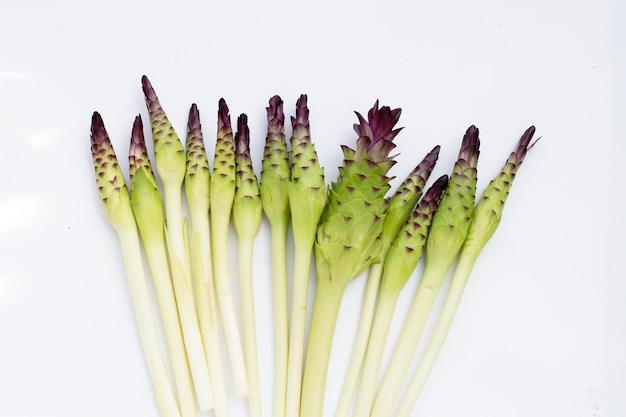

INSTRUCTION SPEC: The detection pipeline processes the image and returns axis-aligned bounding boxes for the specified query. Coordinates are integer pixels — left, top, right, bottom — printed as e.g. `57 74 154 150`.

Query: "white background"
1 1 624 417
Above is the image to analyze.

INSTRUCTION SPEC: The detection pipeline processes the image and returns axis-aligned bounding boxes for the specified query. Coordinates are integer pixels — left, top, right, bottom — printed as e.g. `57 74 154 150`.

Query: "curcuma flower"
371 125 481 417
90 112 181 417
210 99 248 398
353 174 448 417
259 95 291 417
284 94 328 417
335 145 441 417
314 101 402 284
128 115 197 417
232 113 264 417
141 76 214 412
300 101 403 417
394 126 538 417
184 104 229 417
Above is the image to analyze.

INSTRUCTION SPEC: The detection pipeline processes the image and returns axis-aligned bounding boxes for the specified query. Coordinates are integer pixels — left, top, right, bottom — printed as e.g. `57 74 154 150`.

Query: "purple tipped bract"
188 103 200 130
131 115 144 144
218 98 231 132
291 94 310 128
267 95 285 124
235 114 250 155
423 175 449 203
141 75 158 106
353 101 403 163
510 125 537 166
129 115 146 157
128 114 152 182
458 125 481 166
90 112 109 147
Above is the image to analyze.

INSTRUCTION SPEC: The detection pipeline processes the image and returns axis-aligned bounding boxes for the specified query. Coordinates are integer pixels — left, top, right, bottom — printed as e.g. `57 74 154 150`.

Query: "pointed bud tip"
522 125 538 148
465 125 479 141
235 113 250 153
433 174 449 189
140 75 152 95
131 114 144 145
511 125 539 165
422 174 449 204
458 125 481 160
188 103 200 128
140 75 161 107
90 111 108 146
128 114 149 178
293 95 310 127
91 111 103 128
218 98 231 129
423 144 441 164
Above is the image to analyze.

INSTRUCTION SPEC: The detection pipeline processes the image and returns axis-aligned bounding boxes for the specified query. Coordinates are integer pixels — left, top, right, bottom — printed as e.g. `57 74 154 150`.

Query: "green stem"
334 262 384 417
269 219 289 417
285 234 316 417
211 206 249 397
353 286 402 417
117 227 181 417
300 278 348 417
239 235 262 417
370 260 450 417
395 247 479 417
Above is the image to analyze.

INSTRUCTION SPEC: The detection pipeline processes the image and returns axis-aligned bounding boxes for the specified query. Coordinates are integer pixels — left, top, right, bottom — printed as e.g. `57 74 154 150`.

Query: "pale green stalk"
128 115 196 417
284 95 327 417
395 126 538 417
232 114 264 417
335 146 440 417
300 102 403 417
259 96 291 417
90 112 180 417
210 98 248 396
184 104 229 417
141 75 213 411
352 176 447 417
370 126 481 417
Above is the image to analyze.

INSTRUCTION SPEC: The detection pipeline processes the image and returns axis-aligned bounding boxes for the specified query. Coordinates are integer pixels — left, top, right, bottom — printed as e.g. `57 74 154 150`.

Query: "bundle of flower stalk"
90 75 538 417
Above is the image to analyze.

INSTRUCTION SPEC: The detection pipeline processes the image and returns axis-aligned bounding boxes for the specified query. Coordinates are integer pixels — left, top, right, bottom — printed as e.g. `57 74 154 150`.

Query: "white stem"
190 216 230 417
239 236 263 417
163 185 190 282
166 223 214 411
117 227 181 417
284 237 315 417
211 207 249 397
269 221 289 417
143 238 196 417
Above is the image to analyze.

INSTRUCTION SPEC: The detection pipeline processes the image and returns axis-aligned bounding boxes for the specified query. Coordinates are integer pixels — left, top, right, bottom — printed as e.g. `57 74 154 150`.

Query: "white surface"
0 1 623 417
